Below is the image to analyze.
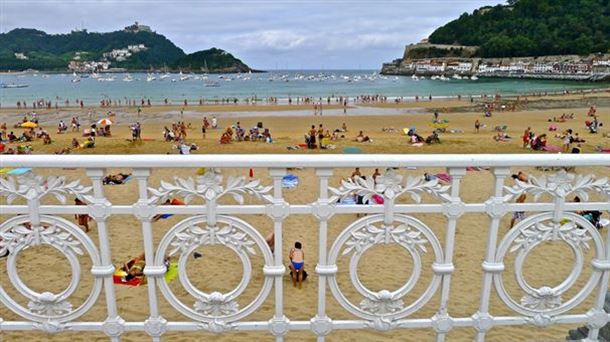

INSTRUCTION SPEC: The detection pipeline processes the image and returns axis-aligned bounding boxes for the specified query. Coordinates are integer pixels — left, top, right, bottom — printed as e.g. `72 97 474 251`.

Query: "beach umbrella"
20 121 38 128
97 118 114 125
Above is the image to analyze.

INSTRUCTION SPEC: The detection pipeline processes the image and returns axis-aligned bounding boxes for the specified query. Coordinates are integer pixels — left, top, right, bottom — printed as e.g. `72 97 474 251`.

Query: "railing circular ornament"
0 215 102 323
494 212 604 317
327 214 444 321
155 215 274 323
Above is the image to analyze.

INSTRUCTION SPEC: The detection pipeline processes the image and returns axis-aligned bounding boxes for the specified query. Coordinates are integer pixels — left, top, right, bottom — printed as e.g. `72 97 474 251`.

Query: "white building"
14 53 28 60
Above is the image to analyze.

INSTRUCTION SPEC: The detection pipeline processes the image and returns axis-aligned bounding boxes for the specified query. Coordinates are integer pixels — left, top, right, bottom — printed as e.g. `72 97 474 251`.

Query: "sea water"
0 70 606 107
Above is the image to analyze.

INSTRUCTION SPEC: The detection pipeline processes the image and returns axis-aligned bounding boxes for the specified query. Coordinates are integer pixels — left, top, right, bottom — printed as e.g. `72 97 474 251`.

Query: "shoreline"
1 86 609 110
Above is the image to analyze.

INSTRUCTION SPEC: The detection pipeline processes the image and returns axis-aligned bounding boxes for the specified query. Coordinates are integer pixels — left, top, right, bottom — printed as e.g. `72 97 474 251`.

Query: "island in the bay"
0 22 255 73
381 0 610 81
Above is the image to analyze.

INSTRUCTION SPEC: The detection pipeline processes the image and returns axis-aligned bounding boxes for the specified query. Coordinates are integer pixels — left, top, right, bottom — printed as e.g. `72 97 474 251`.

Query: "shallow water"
0 70 607 106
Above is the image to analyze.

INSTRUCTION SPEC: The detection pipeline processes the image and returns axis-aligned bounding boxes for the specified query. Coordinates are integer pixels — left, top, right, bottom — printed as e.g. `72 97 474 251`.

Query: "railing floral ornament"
325 169 451 329
148 168 275 330
493 169 610 326
0 171 101 331
329 168 452 203
154 215 274 325
148 168 273 204
0 215 103 329
504 169 610 201
0 172 92 203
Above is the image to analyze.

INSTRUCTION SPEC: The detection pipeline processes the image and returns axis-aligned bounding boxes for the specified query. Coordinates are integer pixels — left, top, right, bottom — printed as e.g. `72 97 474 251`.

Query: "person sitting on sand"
42 134 52 145
530 134 547 151
103 173 132 185
355 130 371 143
55 147 71 155
289 241 305 288
82 136 95 148
220 128 232 144
425 131 440 144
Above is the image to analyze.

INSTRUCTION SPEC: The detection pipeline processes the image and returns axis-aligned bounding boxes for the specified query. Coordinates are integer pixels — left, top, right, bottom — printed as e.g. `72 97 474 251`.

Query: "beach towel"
343 147 362 154
0 168 11 174
410 143 424 147
543 145 562 153
338 196 356 205
435 173 452 183
7 168 32 175
282 174 299 188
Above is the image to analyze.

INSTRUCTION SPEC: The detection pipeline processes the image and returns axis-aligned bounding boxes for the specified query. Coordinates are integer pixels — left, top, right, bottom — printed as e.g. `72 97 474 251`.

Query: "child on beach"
289 241 305 288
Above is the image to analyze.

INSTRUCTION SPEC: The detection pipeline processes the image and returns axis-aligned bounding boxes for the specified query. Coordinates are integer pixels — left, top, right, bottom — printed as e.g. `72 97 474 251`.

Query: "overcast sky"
1 0 503 69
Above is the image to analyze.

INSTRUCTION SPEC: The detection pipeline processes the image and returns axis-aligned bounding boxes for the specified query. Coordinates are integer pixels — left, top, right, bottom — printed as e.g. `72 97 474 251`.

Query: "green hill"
0 27 254 72
428 0 610 57
175 48 252 73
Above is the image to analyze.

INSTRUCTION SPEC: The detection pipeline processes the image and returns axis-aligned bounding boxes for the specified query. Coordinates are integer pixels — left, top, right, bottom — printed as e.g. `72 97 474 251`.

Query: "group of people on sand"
304 123 348 149
219 120 273 144
0 117 52 154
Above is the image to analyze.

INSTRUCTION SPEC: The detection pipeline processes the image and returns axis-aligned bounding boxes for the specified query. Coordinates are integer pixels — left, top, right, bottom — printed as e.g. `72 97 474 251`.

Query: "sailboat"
146 73 156 82
123 74 134 82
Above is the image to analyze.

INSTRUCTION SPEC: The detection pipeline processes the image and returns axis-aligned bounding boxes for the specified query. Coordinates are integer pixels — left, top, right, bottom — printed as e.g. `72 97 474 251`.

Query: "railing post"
86 169 124 341
585 226 610 341
311 168 334 341
433 167 466 341
473 167 510 341
132 168 166 341
266 168 290 341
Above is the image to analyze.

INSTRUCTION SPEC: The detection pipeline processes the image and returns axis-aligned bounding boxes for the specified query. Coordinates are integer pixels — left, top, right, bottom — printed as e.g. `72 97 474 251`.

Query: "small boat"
452 74 462 80
470 75 479 81
159 73 170 80
146 74 156 82
1 83 29 88
123 74 134 82
71 78 81 83
204 80 220 87
411 75 418 80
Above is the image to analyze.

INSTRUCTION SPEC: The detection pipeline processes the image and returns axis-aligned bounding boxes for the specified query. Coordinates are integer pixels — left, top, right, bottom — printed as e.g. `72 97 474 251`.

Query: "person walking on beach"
510 194 527 228
522 127 531 148
74 198 91 232
289 241 305 288
475 119 480 133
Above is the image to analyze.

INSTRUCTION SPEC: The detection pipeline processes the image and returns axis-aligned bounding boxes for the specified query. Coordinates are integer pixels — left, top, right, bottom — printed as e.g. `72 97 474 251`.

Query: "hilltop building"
124 21 151 33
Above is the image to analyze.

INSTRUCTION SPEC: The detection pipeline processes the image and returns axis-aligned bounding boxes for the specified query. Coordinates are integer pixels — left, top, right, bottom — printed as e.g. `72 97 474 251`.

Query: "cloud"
0 0 503 69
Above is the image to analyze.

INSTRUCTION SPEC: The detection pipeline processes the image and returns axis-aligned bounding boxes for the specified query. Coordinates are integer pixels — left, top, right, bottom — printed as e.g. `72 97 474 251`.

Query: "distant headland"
381 0 610 81
0 22 259 73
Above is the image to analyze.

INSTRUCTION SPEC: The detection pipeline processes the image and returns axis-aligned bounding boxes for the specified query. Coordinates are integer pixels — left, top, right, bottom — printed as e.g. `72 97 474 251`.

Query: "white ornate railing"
0 154 609 341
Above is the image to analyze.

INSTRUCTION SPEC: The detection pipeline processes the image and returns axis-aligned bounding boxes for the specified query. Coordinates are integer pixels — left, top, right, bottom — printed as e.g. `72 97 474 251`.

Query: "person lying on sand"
103 173 132 185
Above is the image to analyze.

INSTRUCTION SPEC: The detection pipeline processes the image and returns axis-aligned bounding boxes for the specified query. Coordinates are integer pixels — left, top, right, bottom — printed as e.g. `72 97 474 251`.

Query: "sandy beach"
1 92 609 341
